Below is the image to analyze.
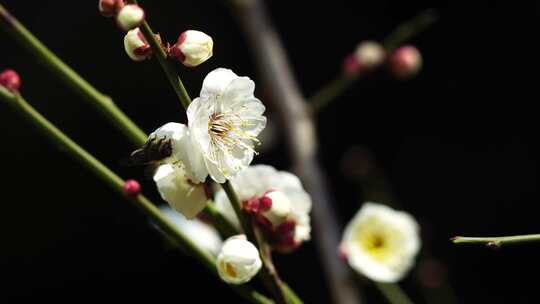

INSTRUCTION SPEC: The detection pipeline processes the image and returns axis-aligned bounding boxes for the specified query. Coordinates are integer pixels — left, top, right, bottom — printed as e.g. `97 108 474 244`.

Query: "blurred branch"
451 234 540 248
0 87 272 304
126 0 192 109
309 9 438 112
0 3 147 146
228 1 362 303
375 282 414 304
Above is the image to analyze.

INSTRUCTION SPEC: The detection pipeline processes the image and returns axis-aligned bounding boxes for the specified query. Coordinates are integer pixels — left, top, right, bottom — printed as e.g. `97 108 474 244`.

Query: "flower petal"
200 68 238 98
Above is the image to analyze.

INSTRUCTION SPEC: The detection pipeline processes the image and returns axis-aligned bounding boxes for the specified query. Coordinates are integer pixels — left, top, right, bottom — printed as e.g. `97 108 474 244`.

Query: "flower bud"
98 0 124 18
259 190 291 227
124 28 152 61
153 164 208 219
354 41 386 70
0 69 21 92
342 54 361 76
389 45 422 79
170 30 213 67
116 4 145 31
123 179 141 196
217 235 262 284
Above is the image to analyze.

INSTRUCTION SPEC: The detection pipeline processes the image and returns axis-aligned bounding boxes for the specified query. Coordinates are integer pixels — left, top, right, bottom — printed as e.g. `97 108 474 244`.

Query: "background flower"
341 202 420 283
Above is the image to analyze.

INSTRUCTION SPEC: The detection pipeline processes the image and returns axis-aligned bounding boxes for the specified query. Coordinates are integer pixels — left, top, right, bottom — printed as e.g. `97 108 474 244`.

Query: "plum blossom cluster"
215 165 312 252
145 68 266 219
342 41 422 79
340 202 421 283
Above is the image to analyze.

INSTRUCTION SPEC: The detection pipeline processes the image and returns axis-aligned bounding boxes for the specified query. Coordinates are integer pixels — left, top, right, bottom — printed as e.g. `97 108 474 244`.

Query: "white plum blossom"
217 235 262 284
215 165 312 252
153 164 208 219
158 205 222 256
171 30 214 67
341 202 421 283
149 69 265 184
187 68 266 183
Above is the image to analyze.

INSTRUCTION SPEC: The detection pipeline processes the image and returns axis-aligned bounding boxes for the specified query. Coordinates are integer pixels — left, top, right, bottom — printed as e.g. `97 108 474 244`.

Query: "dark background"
2 0 540 303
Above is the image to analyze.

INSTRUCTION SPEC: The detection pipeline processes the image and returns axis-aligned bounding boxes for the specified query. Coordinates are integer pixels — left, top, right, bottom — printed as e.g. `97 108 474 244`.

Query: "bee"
126 136 173 166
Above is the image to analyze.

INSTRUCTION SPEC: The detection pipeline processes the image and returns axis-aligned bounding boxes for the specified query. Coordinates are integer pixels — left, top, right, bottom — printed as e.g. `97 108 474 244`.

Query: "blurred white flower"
217 235 262 284
215 165 312 252
354 41 386 69
341 202 420 283
124 28 151 61
159 205 222 256
153 164 208 219
171 30 213 67
187 68 266 183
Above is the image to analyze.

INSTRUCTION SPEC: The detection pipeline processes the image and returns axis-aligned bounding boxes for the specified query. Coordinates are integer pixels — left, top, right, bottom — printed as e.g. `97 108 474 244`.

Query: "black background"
2 0 540 303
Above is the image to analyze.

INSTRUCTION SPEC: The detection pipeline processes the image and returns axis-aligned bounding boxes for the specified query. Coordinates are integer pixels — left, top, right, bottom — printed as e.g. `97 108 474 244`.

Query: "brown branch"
228 1 362 303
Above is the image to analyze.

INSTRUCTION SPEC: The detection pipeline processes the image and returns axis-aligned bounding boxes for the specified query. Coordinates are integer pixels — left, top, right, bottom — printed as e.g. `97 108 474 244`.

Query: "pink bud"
124 28 152 61
116 4 145 31
123 179 141 196
389 45 422 79
242 197 260 214
98 0 125 18
0 69 21 92
342 54 362 76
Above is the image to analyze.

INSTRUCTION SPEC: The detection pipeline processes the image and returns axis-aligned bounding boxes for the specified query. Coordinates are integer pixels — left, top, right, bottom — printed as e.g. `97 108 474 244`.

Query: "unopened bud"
354 41 386 70
170 30 213 67
217 235 262 284
389 45 422 79
98 0 124 18
116 4 145 31
123 179 141 196
342 54 361 76
124 28 152 61
259 190 291 227
0 69 21 92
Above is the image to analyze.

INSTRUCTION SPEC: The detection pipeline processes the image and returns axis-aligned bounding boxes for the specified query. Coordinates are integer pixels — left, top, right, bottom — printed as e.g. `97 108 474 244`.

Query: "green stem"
0 87 272 304
0 3 147 146
451 234 540 248
308 9 438 113
203 201 239 238
375 282 415 304
126 0 192 109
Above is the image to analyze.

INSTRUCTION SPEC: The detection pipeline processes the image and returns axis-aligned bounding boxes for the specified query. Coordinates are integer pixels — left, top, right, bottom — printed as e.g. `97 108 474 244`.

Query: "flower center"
206 111 260 172
208 112 233 139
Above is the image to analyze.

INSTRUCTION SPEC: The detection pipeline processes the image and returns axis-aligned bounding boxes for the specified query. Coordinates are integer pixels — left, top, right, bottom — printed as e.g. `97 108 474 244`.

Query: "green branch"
126 0 192 109
451 234 540 248
375 282 415 304
0 3 147 146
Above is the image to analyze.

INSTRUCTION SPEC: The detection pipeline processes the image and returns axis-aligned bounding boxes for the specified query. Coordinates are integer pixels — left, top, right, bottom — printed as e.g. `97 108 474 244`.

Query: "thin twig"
0 3 147 146
309 9 438 112
126 0 192 109
228 1 362 303
0 87 273 304
375 282 415 304
451 234 540 249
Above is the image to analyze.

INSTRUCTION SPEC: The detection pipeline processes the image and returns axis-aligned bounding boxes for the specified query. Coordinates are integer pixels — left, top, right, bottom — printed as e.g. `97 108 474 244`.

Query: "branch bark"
229 1 361 303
